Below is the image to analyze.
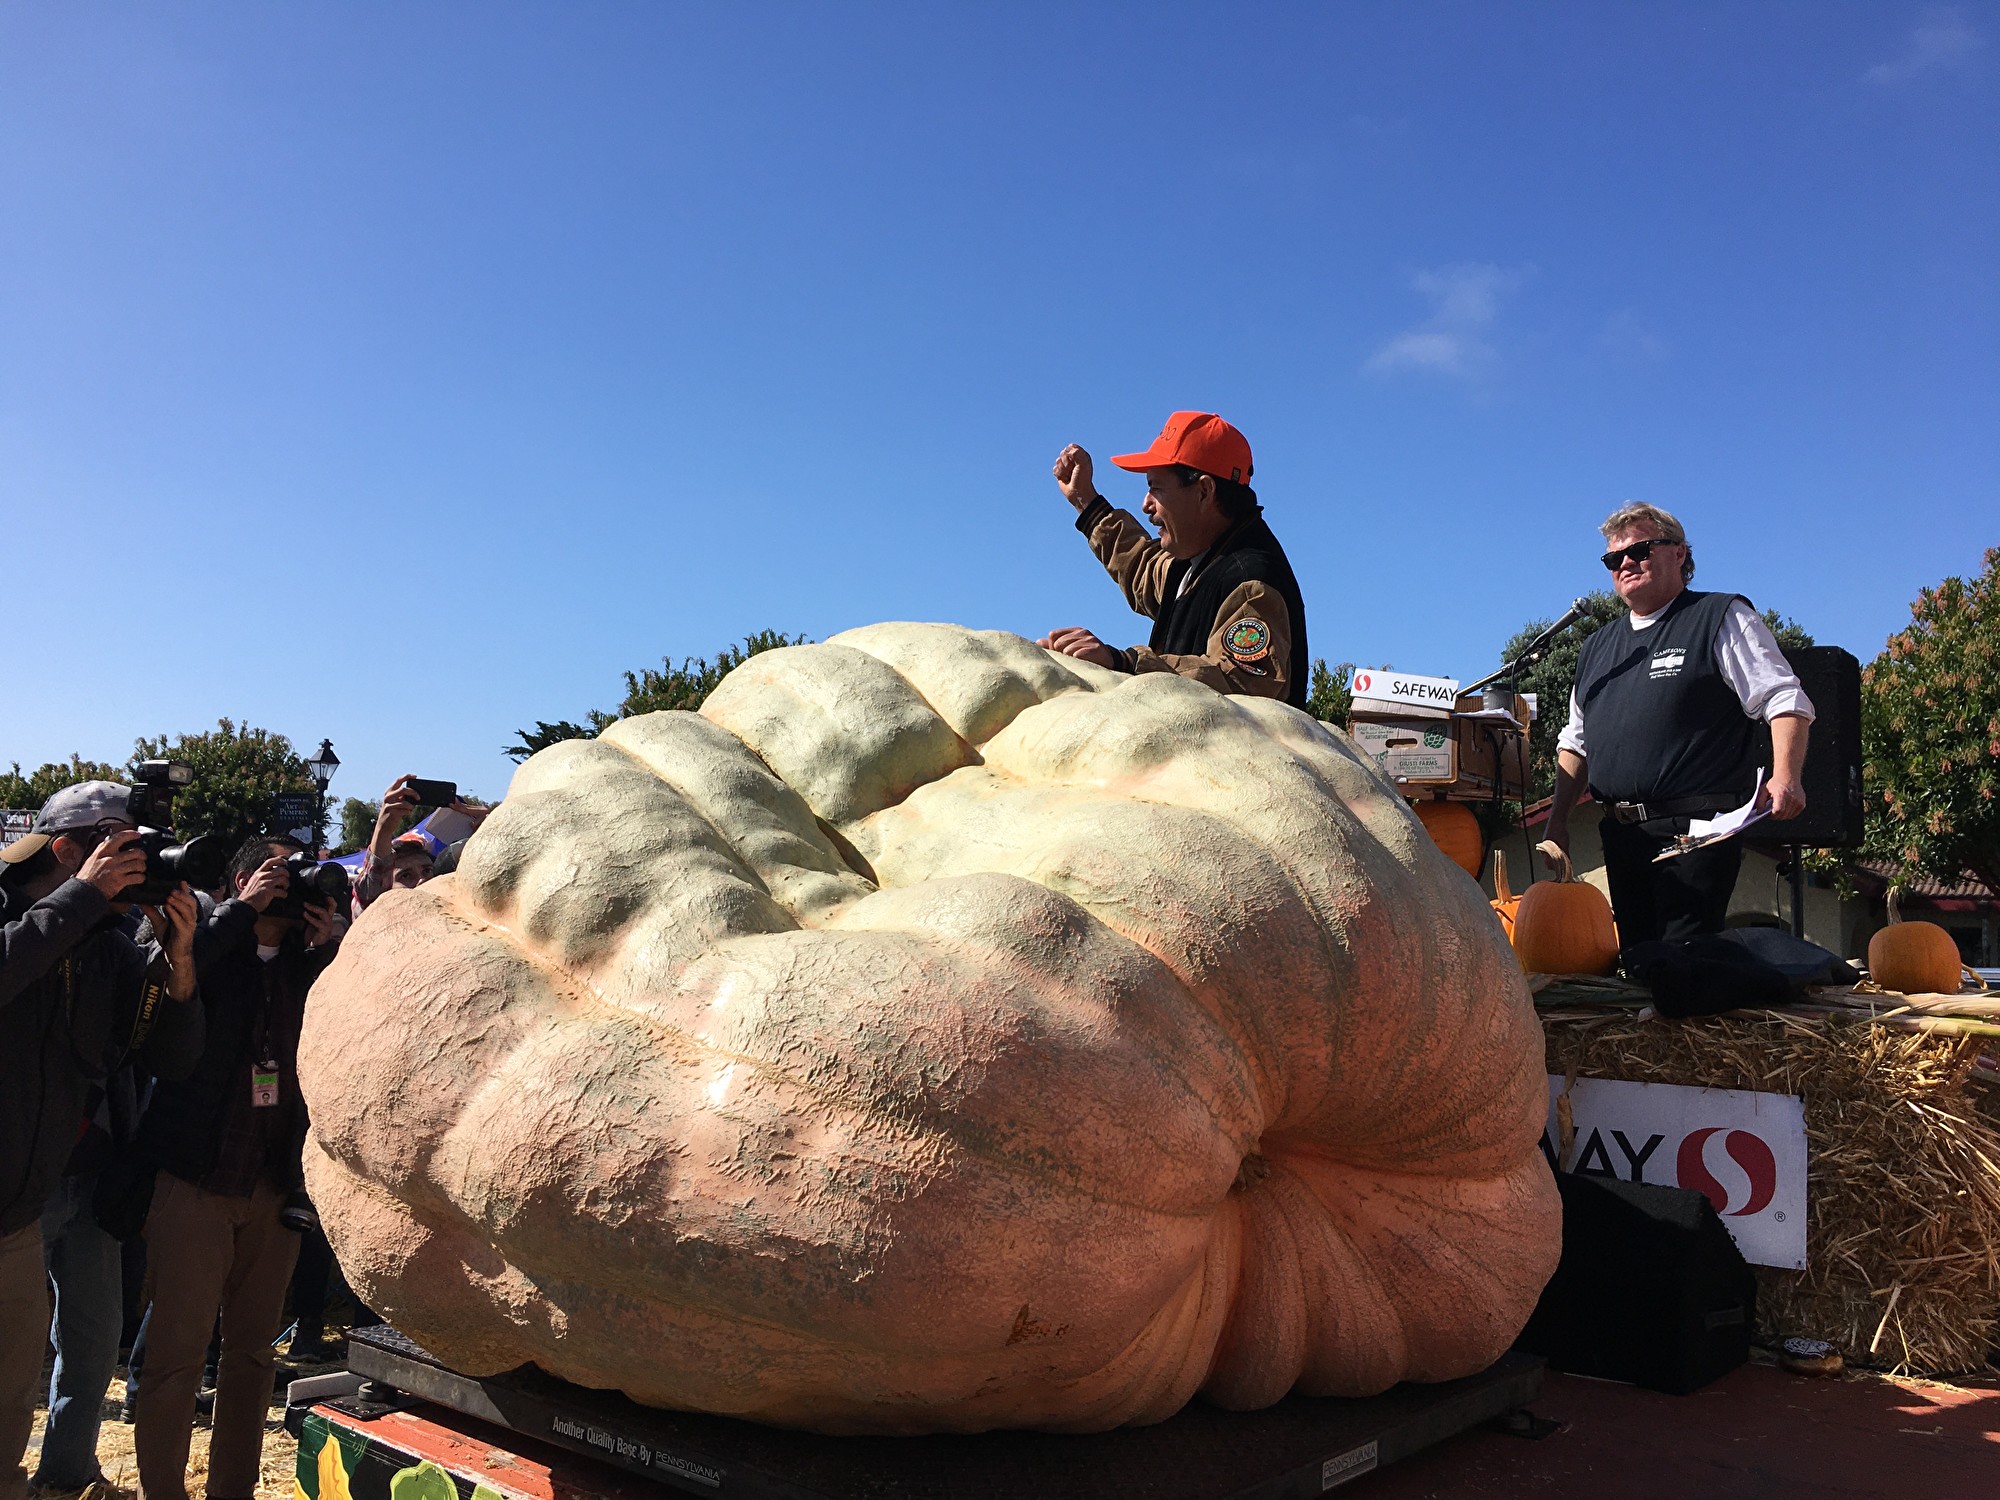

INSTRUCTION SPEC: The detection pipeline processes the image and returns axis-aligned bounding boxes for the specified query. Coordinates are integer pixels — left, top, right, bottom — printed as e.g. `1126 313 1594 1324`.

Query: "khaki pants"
134 1176 300 1500
0 1221 48 1500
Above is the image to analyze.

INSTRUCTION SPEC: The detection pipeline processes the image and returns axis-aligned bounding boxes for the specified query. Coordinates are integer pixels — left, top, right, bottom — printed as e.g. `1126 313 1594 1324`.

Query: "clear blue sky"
4 2 1994 810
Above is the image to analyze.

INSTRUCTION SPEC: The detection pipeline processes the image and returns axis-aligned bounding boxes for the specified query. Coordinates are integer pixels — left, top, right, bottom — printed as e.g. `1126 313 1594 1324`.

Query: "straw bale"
1543 1010 2000 1376
29 1371 298 1500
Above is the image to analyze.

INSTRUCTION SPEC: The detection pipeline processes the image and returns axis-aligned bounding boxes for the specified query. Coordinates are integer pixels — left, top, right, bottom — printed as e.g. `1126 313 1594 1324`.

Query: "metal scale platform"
334 1325 1543 1499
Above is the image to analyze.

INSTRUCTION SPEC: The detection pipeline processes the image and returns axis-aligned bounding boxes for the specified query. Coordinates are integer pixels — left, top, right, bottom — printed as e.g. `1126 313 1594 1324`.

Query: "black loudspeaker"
1742 645 1864 849
1515 1171 1756 1395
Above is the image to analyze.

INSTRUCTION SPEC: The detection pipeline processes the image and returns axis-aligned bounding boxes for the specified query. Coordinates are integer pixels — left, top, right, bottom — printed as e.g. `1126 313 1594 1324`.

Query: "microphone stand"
1460 598 1590 886
1463 598 1592 701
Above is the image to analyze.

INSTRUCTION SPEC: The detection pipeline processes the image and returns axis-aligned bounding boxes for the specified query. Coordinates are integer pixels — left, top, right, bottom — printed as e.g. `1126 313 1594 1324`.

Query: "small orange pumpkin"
1867 887 1964 995
1491 849 1521 942
1414 799 1483 878
1513 877 1619 976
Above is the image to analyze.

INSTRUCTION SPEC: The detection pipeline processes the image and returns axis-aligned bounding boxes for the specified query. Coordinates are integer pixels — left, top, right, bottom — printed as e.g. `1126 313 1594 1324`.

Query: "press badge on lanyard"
251 1060 281 1108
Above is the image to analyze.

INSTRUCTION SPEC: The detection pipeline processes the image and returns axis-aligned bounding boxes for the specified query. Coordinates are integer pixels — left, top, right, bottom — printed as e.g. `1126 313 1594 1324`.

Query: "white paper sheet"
1652 770 1770 861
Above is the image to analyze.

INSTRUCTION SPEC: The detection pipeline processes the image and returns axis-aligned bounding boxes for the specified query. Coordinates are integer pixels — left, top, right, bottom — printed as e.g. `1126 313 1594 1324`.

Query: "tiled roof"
1850 860 1999 903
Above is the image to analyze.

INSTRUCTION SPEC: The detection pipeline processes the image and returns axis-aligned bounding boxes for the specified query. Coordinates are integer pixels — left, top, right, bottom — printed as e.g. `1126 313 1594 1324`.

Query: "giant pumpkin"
300 623 1558 1435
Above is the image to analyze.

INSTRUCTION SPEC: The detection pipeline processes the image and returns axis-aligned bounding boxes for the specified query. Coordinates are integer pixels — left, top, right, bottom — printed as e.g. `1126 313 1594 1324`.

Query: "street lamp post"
306 739 340 857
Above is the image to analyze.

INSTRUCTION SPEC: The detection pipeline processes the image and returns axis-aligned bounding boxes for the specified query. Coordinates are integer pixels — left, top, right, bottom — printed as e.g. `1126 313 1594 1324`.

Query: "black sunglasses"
1600 537 1678 570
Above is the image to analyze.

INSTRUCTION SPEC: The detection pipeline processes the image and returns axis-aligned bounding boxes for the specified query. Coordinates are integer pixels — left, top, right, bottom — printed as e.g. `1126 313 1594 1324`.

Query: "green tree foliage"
500 717 614 762
617 630 808 716
129 718 318 852
1861 546 2000 886
0 754 127 810
1305 660 1354 726
1496 592 1629 804
337 797 380 855
504 632 808 762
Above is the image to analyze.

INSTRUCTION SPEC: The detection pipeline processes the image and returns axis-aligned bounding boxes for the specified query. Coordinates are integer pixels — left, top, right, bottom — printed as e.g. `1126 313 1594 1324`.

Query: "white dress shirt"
1557 599 1815 759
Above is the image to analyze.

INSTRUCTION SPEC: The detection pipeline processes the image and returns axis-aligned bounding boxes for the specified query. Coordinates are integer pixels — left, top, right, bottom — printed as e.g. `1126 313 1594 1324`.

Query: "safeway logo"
1676 1127 1778 1217
1350 670 1460 707
1545 1076 1807 1269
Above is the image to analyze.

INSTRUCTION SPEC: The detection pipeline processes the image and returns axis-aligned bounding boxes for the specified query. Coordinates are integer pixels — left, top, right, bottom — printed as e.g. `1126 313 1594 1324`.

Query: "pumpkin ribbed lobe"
301 622 1558 1434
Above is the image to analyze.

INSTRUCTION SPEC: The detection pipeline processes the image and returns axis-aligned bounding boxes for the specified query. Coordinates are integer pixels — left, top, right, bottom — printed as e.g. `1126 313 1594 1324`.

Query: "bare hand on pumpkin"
1037 626 1117 669
1053 444 1099 511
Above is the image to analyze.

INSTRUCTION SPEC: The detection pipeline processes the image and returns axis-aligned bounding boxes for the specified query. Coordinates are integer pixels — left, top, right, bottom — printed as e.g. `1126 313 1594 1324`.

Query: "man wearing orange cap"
1040 411 1309 707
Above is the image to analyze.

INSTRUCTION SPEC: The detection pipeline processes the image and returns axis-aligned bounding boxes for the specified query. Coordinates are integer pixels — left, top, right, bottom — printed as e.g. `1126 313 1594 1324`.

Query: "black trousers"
1598 814 1743 947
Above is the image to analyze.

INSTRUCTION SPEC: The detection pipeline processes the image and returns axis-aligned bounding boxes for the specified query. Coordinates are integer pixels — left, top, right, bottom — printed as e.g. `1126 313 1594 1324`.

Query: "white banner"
1349 669 1460 711
1545 1076 1808 1269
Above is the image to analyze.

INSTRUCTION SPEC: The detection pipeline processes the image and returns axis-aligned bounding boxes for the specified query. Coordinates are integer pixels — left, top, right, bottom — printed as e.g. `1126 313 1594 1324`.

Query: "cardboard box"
1351 720 1456 782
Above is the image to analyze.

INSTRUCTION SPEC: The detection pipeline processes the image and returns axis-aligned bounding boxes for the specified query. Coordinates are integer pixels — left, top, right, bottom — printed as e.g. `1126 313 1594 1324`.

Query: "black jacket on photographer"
0 878 206 1234
137 896 334 1197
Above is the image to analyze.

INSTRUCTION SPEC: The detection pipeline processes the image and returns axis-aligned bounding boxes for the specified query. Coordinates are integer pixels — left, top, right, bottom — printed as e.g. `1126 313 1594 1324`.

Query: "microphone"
1463 599 1596 696
1545 597 1590 636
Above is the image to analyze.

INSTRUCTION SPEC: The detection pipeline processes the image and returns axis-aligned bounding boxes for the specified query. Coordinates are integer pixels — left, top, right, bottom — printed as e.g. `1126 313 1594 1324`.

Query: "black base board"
343 1325 1541 1499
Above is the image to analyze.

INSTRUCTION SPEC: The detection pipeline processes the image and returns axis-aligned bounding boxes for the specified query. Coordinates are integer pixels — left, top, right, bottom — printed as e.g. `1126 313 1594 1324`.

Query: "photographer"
1 784 202 1500
353 775 486 911
131 835 339 1500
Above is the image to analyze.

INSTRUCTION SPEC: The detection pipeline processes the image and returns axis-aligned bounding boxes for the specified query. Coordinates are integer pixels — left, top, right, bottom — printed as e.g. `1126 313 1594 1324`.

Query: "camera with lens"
118 760 230 905
278 1188 320 1235
269 851 351 920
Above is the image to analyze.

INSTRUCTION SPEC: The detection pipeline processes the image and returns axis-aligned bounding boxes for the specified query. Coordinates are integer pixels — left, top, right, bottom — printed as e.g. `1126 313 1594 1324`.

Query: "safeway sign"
1545 1076 1808 1269
1349 670 1460 710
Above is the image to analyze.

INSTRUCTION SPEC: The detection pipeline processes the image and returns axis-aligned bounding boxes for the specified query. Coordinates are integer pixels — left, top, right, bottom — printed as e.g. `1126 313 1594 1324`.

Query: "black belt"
1605 793 1741 825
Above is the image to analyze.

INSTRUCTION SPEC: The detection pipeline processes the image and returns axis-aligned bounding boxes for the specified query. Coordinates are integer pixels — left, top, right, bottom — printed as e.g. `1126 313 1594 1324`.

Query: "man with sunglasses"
1040 411 1309 708
1 783 203 1500
1544 503 1814 946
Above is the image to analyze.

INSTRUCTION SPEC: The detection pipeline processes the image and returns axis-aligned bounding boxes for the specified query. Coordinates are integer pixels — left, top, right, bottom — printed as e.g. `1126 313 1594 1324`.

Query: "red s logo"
1676 1128 1778 1217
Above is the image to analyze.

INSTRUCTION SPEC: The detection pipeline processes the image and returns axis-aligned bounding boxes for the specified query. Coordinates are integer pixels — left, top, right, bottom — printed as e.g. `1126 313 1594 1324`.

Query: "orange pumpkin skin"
1868 918 1962 994
1512 879 1620 975
1414 800 1483 877
300 624 1559 1435
1490 849 1521 942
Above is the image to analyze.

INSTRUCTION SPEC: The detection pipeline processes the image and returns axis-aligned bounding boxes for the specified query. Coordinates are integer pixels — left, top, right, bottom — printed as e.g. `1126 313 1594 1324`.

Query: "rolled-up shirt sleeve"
1718 602 1816 722
1556 688 1587 758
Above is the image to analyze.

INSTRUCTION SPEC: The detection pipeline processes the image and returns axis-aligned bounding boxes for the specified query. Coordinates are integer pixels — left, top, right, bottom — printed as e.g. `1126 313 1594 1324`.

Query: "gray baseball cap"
0 781 136 865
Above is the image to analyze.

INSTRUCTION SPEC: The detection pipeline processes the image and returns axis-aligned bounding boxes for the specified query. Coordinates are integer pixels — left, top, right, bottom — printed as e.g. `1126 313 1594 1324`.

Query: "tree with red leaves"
1862 546 2000 886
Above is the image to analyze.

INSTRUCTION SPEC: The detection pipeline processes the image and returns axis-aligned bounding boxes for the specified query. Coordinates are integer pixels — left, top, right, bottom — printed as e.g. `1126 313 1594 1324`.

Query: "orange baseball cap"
1110 411 1253 483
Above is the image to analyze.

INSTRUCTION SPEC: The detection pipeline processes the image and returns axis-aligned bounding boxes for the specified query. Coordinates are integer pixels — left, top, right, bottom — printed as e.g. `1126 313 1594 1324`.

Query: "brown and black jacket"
1073 497 1310 708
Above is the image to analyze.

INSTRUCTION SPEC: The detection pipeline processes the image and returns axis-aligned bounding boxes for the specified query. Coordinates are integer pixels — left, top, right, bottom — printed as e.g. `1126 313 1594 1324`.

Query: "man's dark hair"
0 844 56 889
1176 464 1260 522
228 832 304 885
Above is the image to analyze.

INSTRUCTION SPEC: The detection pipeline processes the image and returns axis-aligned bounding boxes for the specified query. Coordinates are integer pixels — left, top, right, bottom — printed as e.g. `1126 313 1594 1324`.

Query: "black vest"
1152 511 1310 709
1572 589 1757 806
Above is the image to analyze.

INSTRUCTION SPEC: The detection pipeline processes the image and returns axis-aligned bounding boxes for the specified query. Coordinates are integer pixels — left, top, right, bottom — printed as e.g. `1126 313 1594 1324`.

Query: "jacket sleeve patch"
1223 618 1272 664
